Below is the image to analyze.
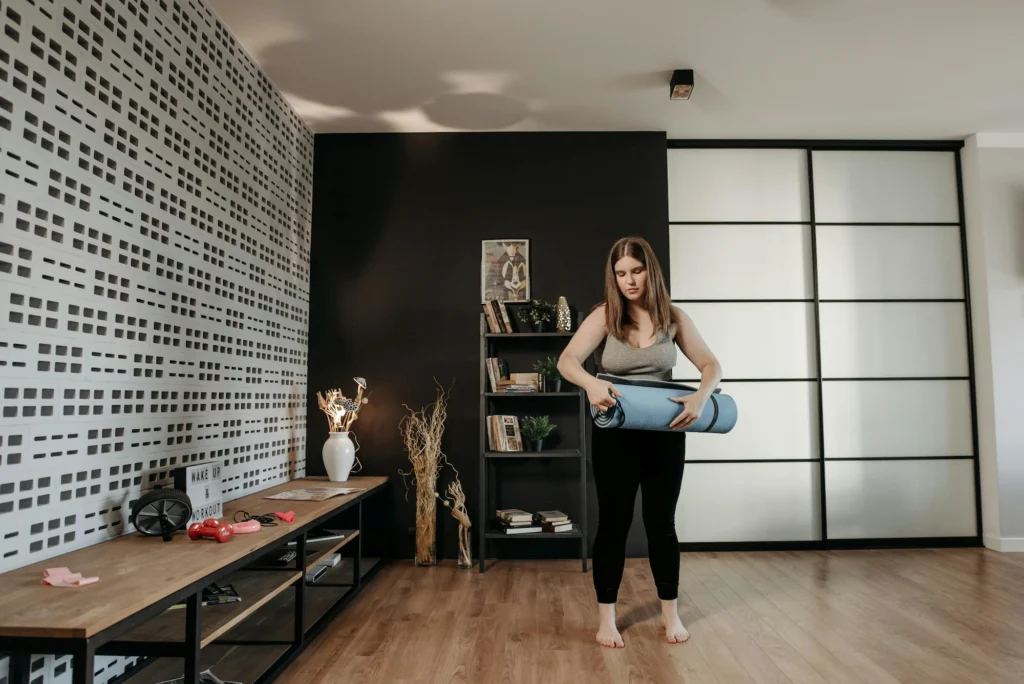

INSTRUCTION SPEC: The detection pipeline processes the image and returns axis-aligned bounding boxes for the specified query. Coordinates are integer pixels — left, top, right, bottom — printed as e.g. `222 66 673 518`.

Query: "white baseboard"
984 534 1024 552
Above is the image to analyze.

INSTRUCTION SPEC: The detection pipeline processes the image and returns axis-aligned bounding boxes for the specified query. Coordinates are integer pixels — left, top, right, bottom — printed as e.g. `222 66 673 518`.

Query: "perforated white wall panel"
0 0 312 680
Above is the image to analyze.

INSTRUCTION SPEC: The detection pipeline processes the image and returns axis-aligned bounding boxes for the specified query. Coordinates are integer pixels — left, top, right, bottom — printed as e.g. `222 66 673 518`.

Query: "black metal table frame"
1 484 389 684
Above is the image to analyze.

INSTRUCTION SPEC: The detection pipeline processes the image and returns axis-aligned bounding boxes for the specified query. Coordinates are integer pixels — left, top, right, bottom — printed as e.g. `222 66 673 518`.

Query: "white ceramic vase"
323 432 360 482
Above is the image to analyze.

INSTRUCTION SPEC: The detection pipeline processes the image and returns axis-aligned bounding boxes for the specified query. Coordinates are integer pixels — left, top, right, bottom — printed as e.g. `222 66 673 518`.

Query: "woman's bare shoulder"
578 304 609 334
670 304 692 323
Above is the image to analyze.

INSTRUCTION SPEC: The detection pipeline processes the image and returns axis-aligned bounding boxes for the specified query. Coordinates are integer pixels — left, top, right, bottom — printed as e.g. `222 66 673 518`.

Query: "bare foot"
596 603 624 648
596 621 625 648
663 614 689 644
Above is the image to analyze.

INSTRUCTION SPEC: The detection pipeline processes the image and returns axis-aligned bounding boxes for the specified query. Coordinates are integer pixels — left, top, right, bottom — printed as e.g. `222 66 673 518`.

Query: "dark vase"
548 377 562 393
532 320 549 333
531 439 545 452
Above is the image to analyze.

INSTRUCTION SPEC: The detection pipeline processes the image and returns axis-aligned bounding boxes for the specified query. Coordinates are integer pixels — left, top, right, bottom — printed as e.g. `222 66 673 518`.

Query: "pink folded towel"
41 567 99 587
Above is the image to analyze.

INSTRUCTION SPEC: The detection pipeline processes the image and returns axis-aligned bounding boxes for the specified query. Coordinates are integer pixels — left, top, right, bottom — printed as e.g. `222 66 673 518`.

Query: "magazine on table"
153 670 240 684
264 487 366 501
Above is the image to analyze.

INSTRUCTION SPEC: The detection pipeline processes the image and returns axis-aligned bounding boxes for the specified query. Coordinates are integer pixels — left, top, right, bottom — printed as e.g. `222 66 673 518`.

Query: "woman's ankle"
598 602 617 624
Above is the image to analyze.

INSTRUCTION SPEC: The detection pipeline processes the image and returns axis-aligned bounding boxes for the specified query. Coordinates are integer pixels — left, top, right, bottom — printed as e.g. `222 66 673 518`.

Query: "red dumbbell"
188 518 233 543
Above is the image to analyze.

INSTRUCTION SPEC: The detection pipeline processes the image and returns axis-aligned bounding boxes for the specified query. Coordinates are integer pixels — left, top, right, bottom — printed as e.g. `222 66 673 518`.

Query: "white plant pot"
323 432 360 482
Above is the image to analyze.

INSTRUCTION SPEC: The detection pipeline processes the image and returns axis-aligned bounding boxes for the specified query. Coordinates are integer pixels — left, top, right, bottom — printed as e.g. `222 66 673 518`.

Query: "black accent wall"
307 132 669 561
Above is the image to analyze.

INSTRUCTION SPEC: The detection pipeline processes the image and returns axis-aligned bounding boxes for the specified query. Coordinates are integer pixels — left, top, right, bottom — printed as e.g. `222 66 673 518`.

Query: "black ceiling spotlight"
670 69 694 100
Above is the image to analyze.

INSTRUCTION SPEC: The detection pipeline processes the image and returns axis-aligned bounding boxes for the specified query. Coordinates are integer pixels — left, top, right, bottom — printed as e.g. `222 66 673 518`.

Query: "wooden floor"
277 549 1024 684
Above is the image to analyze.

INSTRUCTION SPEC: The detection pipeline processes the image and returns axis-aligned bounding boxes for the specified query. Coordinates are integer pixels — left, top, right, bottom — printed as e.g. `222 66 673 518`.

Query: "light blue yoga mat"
590 373 737 434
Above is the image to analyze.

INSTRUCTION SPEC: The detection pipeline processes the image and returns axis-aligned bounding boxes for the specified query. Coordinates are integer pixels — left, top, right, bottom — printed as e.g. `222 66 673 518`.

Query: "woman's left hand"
668 394 706 430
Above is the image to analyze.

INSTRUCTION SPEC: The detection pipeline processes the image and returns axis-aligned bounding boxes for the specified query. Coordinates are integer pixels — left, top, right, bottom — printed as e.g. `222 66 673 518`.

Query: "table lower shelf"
122 642 292 684
109 532 360 650
116 557 383 684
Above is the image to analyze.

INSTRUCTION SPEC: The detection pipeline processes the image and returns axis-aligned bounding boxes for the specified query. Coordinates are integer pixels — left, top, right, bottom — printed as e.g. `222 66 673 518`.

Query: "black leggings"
592 427 685 604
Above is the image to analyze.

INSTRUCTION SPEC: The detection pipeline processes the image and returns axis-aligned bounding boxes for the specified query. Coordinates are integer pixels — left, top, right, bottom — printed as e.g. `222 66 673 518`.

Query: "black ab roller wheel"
131 488 193 541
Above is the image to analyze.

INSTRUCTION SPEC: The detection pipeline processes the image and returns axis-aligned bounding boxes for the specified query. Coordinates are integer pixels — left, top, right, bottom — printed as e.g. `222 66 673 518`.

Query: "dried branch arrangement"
398 381 473 567
316 377 368 432
399 381 451 566
442 477 472 568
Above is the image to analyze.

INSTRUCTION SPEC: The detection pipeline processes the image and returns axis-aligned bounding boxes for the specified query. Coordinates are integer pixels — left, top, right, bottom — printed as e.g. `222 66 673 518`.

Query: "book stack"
482 299 514 333
495 509 574 534
500 372 541 393
535 510 573 533
487 415 522 452
496 508 541 534
485 357 540 393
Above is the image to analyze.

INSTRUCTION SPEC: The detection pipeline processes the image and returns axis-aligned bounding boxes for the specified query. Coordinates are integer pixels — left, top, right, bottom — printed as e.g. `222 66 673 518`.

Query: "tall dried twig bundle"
399 382 451 565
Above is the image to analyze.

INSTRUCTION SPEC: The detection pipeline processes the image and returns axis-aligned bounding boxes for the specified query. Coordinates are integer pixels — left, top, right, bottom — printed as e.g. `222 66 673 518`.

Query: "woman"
558 236 722 648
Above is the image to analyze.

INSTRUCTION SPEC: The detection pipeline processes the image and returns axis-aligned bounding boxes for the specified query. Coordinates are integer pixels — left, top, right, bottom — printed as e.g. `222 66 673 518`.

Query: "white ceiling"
209 0 1024 139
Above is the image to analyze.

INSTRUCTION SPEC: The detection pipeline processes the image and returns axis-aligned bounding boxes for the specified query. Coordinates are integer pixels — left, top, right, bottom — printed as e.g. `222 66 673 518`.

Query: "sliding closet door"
667 148 821 543
813 150 977 540
666 144 978 546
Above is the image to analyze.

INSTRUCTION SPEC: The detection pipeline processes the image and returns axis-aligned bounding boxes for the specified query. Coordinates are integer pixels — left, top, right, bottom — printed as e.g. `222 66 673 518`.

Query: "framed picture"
481 239 530 302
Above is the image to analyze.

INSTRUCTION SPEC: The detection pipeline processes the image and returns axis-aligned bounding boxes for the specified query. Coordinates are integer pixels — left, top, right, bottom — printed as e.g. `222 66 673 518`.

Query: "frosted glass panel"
812 151 959 223
819 302 968 377
677 463 821 542
667 149 809 222
669 224 812 299
817 225 964 299
687 382 819 461
675 303 816 379
826 460 976 538
823 380 973 458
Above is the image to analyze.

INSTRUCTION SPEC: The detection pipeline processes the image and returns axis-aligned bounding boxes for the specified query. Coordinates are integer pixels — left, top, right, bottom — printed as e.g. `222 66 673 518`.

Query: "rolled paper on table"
590 373 738 434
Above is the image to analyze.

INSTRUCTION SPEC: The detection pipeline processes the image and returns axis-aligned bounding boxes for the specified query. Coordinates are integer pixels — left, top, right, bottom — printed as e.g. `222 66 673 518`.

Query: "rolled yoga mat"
590 373 738 433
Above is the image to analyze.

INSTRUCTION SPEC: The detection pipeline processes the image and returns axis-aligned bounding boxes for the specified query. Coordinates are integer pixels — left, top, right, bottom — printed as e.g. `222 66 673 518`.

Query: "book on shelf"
498 524 542 534
501 520 537 529
494 508 540 534
495 508 573 534
498 372 540 393
487 415 523 452
486 363 541 394
534 510 569 524
306 564 329 583
482 301 501 334
167 583 241 611
497 300 514 333
482 299 514 334
485 357 511 392
497 508 533 524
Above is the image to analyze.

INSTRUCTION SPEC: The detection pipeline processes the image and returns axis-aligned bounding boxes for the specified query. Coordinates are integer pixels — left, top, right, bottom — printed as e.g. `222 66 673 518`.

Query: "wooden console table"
0 476 389 684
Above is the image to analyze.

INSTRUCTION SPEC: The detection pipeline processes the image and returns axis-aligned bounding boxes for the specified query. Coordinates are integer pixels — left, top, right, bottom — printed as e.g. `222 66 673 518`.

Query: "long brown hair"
602 236 672 342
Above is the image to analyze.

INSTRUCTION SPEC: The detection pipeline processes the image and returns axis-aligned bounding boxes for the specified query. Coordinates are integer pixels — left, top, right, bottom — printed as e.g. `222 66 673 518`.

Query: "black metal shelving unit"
478 315 588 573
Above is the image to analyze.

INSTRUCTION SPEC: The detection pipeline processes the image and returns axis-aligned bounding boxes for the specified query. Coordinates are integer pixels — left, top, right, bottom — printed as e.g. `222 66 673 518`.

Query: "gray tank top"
597 323 677 382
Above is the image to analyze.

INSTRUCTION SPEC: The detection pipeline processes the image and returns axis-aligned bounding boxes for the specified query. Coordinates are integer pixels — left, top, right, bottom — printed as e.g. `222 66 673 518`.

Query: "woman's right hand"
586 378 622 411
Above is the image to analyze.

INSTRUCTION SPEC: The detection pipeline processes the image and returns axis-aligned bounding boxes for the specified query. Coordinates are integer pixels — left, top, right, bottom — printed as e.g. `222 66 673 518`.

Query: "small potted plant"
521 415 556 452
534 356 562 393
516 298 556 333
